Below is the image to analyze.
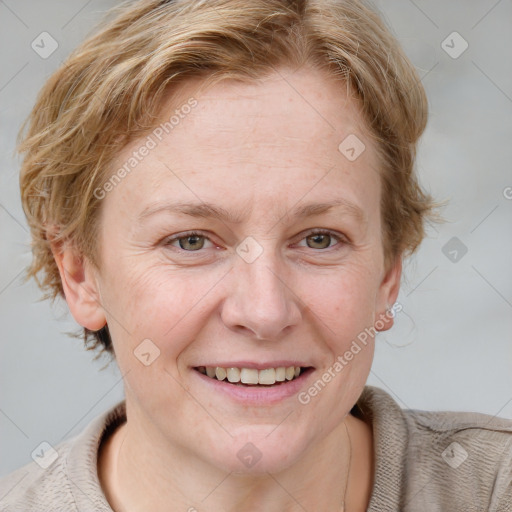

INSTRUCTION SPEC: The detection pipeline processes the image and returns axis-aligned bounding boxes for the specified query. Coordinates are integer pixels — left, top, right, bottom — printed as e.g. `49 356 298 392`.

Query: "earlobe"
374 255 402 332
51 242 106 331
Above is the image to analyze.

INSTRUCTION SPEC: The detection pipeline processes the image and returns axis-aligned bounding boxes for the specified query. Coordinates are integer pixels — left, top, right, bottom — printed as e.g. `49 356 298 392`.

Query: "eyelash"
163 229 347 253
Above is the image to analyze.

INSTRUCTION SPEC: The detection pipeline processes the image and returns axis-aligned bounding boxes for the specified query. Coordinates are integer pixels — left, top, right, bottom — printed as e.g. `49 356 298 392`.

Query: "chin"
205 428 311 475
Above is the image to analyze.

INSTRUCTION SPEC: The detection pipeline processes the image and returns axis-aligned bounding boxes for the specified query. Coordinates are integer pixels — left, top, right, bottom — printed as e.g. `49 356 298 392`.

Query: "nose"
220 251 303 341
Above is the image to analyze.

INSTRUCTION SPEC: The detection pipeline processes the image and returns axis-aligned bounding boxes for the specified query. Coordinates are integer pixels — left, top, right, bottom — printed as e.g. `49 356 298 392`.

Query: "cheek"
308 263 380 335
102 261 221 351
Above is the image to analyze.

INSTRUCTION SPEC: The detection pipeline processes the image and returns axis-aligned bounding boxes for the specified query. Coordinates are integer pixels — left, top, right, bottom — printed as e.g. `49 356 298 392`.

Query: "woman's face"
82 66 401 473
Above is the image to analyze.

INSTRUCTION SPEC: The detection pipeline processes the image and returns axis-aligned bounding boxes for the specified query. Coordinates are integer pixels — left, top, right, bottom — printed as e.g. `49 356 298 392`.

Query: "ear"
374 255 402 332
51 241 106 331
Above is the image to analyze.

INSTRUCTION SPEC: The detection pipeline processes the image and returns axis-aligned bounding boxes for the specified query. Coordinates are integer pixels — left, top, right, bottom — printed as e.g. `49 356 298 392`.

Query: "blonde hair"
18 0 442 359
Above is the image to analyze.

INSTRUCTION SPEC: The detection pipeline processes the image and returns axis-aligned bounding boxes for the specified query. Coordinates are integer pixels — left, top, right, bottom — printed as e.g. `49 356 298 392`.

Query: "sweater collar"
351 385 409 511
67 400 127 511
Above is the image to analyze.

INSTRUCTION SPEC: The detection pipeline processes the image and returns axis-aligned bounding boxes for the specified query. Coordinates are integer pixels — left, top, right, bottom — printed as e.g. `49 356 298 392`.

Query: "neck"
98 405 373 512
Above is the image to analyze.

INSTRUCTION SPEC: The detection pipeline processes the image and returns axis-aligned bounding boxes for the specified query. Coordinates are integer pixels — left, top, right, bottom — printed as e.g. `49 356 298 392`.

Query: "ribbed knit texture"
1 386 511 511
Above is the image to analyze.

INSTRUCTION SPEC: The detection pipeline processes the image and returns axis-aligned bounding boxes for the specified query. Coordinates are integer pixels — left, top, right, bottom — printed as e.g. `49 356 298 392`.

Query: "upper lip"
194 361 312 370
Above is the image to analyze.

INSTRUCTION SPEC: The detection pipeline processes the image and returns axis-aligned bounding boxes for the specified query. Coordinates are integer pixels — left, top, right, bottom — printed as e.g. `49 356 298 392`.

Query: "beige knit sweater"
1 386 511 511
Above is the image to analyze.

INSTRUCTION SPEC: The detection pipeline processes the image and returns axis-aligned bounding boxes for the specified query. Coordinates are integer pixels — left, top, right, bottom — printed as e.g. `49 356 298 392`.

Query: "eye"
296 229 344 250
164 231 214 251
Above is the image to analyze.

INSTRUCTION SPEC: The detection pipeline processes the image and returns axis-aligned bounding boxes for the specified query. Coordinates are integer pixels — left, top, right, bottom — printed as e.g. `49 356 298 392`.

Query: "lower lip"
192 368 314 405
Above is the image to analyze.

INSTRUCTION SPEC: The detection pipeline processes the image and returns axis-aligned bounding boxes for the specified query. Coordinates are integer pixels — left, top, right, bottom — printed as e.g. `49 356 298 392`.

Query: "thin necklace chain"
340 420 353 512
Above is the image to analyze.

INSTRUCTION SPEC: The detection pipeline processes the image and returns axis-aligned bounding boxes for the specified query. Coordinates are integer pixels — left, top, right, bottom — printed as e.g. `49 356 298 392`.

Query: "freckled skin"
63 65 401 511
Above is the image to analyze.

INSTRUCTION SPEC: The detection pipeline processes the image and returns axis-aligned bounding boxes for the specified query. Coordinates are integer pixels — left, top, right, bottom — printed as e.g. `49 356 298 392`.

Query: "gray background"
1 0 511 477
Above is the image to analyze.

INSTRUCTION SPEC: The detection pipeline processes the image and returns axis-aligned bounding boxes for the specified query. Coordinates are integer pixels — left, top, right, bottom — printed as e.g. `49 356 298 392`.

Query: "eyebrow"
137 198 366 225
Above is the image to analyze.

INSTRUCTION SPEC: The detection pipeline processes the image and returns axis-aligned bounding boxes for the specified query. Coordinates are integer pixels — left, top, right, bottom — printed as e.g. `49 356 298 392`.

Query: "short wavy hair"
18 0 442 360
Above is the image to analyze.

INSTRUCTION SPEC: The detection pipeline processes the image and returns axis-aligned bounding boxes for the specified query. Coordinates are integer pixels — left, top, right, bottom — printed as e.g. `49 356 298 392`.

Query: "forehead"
106 66 380 222
165 66 369 154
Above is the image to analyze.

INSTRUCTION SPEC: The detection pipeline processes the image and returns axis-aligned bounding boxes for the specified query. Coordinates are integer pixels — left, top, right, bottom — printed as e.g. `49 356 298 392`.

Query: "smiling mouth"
194 366 311 386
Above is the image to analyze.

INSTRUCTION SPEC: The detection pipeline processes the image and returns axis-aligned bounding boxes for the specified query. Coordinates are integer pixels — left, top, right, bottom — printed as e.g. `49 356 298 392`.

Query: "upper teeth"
198 366 302 385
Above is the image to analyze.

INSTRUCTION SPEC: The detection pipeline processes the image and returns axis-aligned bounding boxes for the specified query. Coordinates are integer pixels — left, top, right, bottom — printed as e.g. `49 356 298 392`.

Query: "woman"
1 0 511 510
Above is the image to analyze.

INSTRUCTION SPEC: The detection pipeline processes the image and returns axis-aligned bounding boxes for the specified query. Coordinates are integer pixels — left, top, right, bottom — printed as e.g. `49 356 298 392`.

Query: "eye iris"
179 235 204 251
307 233 331 249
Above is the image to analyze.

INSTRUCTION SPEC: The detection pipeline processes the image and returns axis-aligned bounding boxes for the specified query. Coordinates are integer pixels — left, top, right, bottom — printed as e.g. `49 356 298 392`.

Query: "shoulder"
0 439 75 512
0 400 125 512
357 386 512 512
403 406 512 511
